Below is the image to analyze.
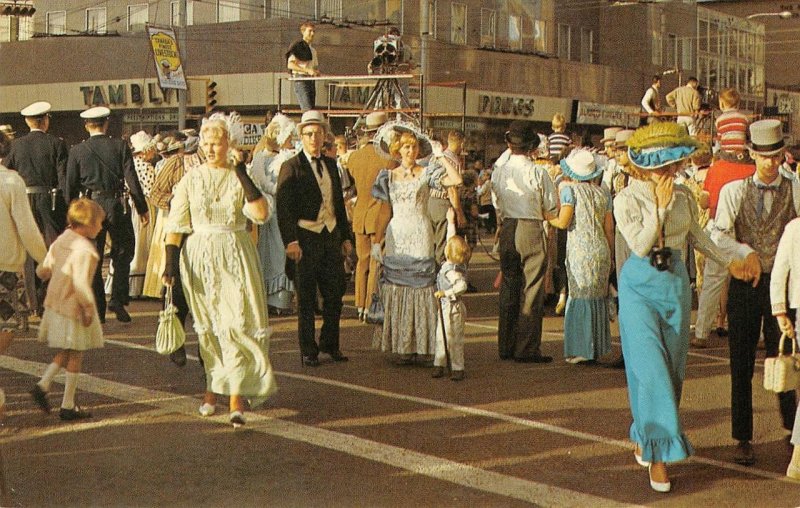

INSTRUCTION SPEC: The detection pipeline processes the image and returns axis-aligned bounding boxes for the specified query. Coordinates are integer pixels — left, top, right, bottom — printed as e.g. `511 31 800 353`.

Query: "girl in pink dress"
30 199 105 421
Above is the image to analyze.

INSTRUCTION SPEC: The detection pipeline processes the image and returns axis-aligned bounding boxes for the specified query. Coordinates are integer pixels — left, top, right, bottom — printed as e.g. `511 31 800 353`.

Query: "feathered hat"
202 111 245 148
626 122 701 171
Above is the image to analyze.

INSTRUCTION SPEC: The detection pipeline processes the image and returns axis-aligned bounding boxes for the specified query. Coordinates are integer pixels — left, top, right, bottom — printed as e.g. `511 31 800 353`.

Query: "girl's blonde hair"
67 198 105 228
389 131 419 159
445 235 471 265
552 113 566 132
200 119 230 145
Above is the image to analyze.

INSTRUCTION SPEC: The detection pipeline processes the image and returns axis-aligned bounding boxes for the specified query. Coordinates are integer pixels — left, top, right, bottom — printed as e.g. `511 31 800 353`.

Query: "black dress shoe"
715 327 728 337
323 350 349 362
108 303 131 323
605 357 626 369
514 354 553 364
30 384 50 414
169 345 187 367
302 355 320 367
734 440 755 466
59 406 92 421
99 316 106 324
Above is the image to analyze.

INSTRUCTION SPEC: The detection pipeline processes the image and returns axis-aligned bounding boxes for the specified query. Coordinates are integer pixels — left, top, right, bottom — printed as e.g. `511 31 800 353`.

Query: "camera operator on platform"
614 122 751 493
286 21 320 112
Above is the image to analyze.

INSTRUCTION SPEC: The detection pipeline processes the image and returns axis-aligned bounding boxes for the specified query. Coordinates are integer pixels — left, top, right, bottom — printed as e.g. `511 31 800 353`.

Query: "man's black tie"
755 181 779 219
313 156 323 178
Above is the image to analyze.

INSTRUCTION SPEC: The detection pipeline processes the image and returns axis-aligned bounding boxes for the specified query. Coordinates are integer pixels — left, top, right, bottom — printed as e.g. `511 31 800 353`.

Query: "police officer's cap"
20 101 51 117
80 106 111 120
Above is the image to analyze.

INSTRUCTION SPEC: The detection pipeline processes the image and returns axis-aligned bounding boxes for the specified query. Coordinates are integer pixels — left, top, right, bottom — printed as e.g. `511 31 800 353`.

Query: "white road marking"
0 355 638 508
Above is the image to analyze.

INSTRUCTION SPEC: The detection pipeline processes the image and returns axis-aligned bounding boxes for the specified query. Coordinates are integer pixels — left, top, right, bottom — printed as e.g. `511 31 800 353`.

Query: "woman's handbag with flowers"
155 287 186 355
763 333 800 393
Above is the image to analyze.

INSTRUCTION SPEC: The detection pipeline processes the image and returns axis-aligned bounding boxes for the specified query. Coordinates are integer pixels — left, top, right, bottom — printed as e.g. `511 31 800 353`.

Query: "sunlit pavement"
1 239 799 507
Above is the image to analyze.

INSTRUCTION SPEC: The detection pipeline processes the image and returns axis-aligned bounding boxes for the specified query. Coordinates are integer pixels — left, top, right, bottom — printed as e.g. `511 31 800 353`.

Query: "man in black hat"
65 107 149 323
4 101 68 315
491 121 558 363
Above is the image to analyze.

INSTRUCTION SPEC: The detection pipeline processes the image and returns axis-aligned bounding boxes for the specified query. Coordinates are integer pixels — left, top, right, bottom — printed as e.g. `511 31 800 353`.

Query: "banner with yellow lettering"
147 25 187 90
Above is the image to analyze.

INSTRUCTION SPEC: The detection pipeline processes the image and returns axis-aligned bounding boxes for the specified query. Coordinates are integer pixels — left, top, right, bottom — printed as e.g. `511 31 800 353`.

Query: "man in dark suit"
277 110 353 366
4 101 68 315
65 107 149 323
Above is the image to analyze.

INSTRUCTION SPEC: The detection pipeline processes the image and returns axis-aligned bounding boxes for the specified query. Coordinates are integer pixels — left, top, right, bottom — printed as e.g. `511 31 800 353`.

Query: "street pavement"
1 239 799 507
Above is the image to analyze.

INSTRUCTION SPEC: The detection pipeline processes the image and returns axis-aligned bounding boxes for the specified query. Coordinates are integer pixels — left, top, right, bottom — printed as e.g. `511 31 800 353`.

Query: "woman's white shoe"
648 465 671 493
198 403 216 417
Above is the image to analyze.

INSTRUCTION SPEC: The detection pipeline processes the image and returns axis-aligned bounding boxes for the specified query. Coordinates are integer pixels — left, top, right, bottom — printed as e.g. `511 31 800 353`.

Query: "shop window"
127 4 148 32
665 33 677 69
86 7 107 34
46 10 66 35
320 0 342 19
682 38 692 71
480 8 496 48
272 0 290 18
533 19 546 52
451 3 466 45
698 19 708 53
217 0 239 22
651 31 662 65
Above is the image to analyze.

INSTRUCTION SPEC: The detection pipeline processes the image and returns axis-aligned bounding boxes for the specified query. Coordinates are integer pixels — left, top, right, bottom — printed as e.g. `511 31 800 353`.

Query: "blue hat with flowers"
626 122 700 171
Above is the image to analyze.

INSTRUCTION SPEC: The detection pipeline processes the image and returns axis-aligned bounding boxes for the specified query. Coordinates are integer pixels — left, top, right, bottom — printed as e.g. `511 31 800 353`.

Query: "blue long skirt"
618 251 694 463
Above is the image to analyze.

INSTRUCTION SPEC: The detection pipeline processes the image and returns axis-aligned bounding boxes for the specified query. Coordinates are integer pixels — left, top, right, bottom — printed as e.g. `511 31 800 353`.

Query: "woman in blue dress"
548 148 613 365
371 122 462 364
616 122 752 492
250 114 297 314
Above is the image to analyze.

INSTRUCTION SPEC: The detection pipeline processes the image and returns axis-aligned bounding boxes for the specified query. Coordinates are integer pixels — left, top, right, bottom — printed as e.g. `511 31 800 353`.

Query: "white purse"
763 333 800 393
155 287 186 355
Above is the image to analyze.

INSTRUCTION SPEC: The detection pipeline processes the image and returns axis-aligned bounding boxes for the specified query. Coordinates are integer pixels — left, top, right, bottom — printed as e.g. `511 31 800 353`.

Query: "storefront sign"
241 122 265 147
80 82 182 107
123 111 179 124
147 26 187 90
465 90 571 123
478 95 535 117
576 101 640 127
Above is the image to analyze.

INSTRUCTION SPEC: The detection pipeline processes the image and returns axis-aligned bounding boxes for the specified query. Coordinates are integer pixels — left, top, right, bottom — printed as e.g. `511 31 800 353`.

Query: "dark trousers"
497 218 547 359
295 227 346 357
479 204 496 233
93 199 135 319
429 196 449 267
727 275 797 442
23 194 66 314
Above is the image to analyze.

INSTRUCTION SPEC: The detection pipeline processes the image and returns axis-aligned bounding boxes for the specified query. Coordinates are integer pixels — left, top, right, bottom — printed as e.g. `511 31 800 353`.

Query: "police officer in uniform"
65 107 149 323
4 101 68 315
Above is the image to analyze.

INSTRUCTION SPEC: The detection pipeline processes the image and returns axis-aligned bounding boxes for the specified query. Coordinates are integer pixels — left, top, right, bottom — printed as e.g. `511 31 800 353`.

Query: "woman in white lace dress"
371 124 461 363
162 115 277 427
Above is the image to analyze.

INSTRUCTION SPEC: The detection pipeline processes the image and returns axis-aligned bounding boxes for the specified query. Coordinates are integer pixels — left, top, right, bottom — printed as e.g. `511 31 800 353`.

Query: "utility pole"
177 0 187 129
420 0 430 130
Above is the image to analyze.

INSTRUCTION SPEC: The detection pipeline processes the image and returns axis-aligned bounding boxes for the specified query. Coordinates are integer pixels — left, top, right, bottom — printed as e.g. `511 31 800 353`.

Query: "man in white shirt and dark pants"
492 121 558 363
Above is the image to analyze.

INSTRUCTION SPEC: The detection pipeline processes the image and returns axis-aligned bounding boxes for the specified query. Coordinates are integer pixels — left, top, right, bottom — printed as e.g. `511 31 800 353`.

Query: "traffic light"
0 2 36 16
205 80 218 114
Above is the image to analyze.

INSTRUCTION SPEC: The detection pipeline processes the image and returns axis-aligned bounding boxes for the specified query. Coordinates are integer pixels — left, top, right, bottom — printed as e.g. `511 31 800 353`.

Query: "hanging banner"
147 25 187 90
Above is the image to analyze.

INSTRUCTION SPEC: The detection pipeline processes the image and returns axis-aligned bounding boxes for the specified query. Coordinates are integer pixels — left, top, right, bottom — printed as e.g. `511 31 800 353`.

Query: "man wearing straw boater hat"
65 106 149 324
713 118 800 466
347 111 396 322
4 101 69 315
277 111 353 367
492 120 558 363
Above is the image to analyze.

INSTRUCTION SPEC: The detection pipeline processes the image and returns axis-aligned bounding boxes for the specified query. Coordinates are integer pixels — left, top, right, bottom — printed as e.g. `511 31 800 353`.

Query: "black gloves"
233 162 262 203
164 244 181 280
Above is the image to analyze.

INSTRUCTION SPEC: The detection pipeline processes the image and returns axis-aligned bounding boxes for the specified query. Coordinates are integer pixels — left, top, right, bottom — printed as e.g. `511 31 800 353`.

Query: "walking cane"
437 297 452 374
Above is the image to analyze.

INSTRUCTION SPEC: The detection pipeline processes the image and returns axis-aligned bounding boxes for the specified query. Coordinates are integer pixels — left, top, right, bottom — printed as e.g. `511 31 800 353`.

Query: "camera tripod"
362 76 413 121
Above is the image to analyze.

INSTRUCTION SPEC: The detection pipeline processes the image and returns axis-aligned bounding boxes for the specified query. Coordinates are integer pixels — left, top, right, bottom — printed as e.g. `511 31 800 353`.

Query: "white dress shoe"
230 410 246 428
648 465 671 493
198 403 216 417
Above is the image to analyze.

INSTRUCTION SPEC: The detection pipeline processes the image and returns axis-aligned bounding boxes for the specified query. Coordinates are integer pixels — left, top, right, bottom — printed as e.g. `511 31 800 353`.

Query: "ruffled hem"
628 146 696 170
266 274 294 297
563 297 611 359
630 429 694 463
38 310 104 351
373 282 437 355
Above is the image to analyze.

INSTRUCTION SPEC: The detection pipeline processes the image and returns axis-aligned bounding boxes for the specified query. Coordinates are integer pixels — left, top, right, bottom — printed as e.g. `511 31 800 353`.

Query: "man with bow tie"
276 111 353 367
713 119 800 466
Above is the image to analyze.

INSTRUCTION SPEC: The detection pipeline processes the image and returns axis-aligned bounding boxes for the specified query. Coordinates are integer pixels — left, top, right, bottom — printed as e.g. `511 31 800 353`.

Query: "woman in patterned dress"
548 148 614 364
371 123 461 364
162 114 276 427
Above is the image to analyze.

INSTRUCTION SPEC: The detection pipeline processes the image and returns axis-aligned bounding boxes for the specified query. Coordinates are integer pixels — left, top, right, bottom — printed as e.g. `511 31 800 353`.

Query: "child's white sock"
38 362 61 391
61 372 80 410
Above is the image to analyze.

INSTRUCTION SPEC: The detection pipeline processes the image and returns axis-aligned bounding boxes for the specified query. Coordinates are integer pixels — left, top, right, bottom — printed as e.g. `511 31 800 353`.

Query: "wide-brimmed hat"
560 148 605 181
129 130 155 154
747 119 786 156
374 120 432 160
601 127 623 144
626 122 701 171
614 129 635 149
504 121 540 151
364 111 388 132
296 110 330 134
